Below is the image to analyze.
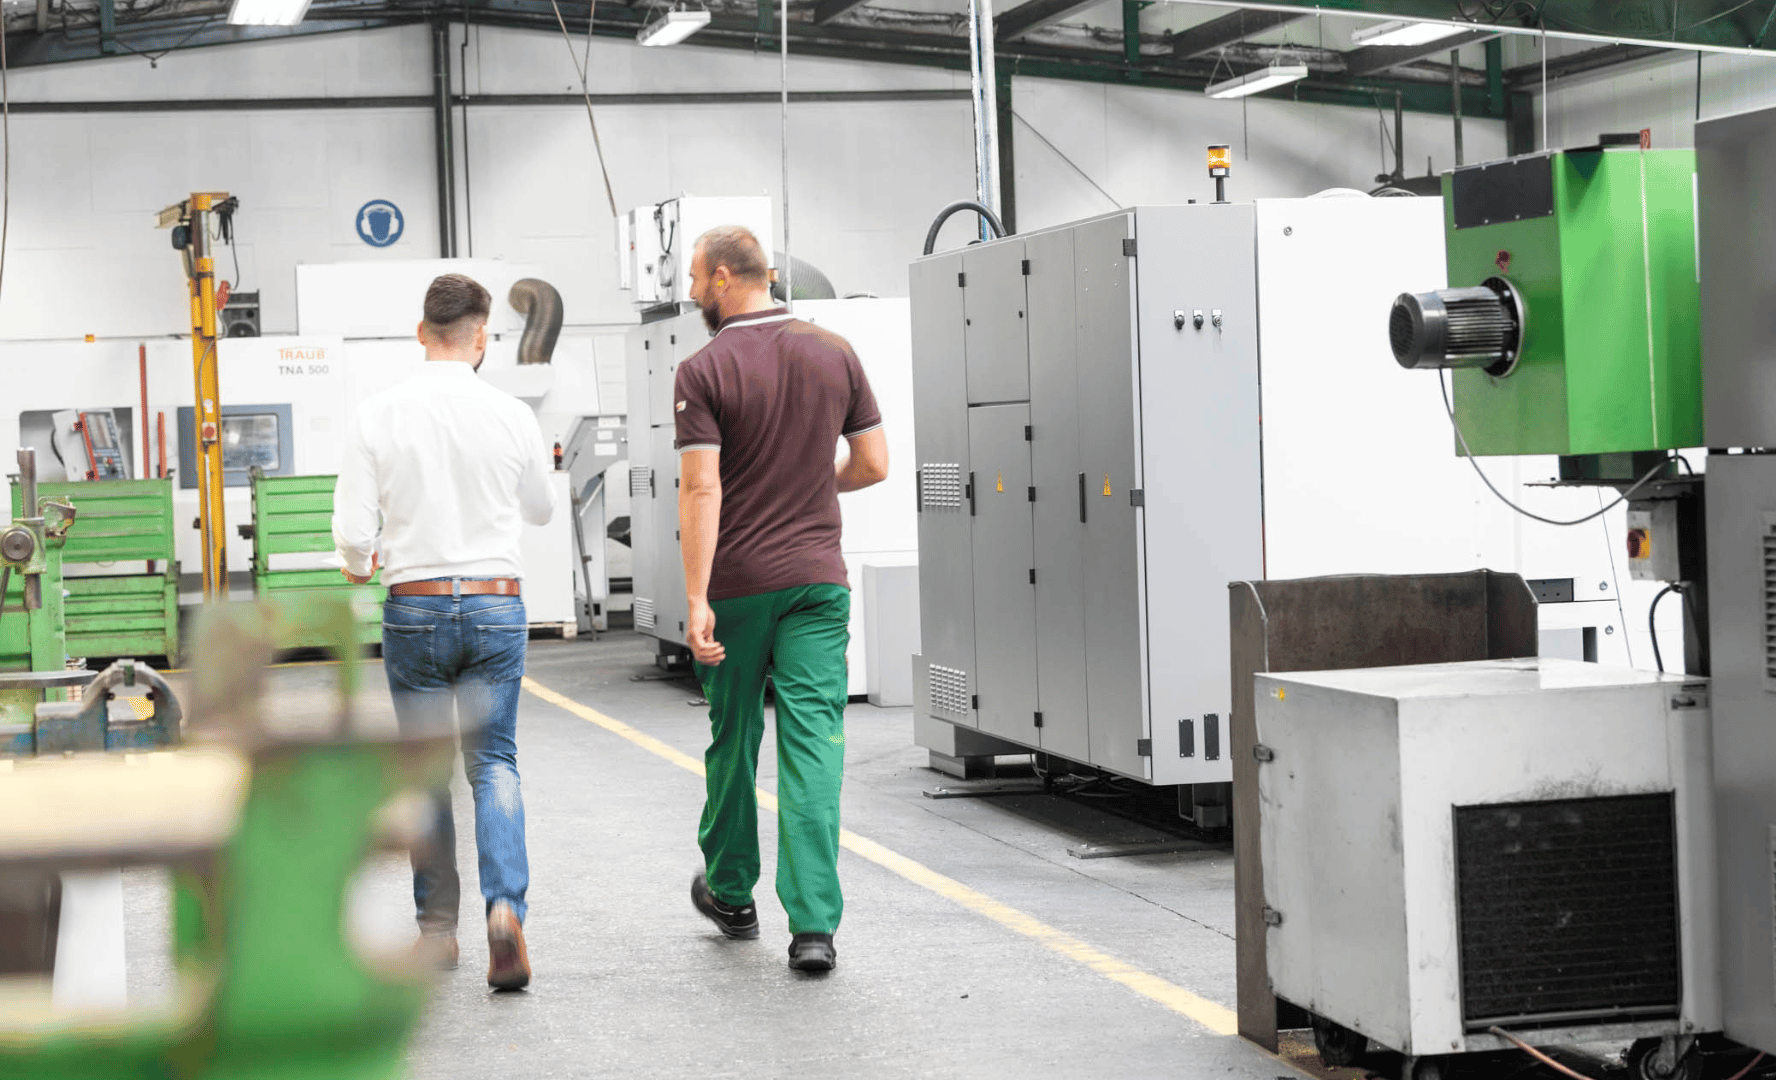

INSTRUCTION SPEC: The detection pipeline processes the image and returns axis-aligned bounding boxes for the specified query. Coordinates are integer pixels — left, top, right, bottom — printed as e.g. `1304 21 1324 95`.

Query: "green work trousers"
696 583 850 936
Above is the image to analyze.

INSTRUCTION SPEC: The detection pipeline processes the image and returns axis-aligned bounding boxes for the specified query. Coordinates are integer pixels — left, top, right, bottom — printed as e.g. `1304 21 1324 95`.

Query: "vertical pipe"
1485 37 1504 117
1122 0 1141 76
17 449 36 522
1451 48 1464 168
1393 90 1404 180
156 413 167 480
17 449 38 612
967 0 1002 240
138 344 149 480
781 0 792 307
98 0 116 55
431 21 457 259
995 68 1016 235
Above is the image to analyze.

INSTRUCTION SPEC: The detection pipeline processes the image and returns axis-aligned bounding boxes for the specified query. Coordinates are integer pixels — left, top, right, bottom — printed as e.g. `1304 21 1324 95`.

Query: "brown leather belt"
388 578 521 597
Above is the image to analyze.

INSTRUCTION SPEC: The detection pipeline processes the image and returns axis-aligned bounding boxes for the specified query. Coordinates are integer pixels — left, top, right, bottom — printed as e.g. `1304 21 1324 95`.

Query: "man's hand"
686 597 726 666
342 553 379 585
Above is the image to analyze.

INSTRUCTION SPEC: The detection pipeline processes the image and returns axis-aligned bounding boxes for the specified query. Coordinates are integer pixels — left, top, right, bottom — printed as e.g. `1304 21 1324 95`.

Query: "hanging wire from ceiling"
548 0 619 218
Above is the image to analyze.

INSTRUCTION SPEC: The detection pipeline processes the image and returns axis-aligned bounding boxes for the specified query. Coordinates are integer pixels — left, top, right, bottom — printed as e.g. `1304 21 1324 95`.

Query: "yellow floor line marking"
521 675 1241 1038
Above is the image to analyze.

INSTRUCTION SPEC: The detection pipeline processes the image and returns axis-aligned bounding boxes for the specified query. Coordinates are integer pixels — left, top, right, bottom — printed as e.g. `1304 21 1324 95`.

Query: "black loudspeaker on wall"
221 291 261 338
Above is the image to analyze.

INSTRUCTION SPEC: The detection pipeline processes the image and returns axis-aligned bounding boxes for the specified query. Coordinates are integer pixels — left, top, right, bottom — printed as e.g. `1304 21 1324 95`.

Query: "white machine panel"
621 196 774 310
1258 659 1719 1057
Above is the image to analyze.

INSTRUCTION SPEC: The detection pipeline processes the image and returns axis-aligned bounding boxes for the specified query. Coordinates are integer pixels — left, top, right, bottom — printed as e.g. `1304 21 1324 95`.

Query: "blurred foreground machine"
0 594 454 1080
908 194 1627 802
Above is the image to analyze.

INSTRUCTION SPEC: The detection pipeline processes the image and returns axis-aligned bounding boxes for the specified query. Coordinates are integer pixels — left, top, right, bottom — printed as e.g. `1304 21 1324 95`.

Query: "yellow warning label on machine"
1103 475 1112 496
996 471 1004 493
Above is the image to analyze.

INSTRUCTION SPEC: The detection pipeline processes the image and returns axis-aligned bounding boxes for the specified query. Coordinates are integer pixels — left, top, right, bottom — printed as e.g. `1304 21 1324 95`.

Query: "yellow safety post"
157 192 231 601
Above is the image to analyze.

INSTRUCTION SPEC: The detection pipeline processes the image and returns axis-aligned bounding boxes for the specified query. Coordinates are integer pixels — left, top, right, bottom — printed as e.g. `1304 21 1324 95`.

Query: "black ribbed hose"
922 200 1008 256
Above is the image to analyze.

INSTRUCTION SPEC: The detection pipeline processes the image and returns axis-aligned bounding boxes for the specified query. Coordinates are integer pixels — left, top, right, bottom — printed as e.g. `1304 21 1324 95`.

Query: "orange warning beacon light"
1208 144 1231 204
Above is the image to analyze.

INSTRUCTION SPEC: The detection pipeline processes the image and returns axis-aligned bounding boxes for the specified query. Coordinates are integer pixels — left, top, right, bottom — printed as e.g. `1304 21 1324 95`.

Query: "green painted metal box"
247 472 385 650
12 480 181 662
1445 148 1702 456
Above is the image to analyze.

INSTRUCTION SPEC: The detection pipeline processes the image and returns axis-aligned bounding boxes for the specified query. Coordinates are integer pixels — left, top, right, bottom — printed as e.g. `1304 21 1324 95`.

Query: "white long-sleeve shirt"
333 361 556 586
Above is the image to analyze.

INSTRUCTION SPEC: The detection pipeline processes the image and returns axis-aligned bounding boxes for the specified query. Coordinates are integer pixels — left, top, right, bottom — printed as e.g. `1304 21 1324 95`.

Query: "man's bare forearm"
679 487 721 602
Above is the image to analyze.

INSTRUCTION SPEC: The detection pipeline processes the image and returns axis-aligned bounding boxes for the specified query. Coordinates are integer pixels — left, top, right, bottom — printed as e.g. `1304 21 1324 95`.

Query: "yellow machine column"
158 192 232 601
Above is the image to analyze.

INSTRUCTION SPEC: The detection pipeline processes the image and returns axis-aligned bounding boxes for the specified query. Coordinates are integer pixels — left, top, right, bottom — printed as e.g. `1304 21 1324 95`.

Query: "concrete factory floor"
119 633 1394 1080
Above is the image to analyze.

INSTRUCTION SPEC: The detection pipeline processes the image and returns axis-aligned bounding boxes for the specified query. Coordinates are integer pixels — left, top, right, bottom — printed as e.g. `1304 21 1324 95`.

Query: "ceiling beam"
1 15 420 68
1505 42 1668 88
996 0 1105 42
1344 28 1496 78
1166 9 1304 59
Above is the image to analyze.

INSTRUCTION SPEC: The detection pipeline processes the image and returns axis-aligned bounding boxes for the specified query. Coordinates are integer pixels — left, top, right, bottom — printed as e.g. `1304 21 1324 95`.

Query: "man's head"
688 227 771 333
417 273 492 365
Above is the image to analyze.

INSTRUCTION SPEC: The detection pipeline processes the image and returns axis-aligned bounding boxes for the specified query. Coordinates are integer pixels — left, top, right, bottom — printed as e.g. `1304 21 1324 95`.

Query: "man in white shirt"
333 273 555 991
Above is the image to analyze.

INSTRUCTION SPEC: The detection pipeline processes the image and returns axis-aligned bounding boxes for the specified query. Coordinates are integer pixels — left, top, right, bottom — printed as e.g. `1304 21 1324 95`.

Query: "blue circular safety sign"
356 199 405 248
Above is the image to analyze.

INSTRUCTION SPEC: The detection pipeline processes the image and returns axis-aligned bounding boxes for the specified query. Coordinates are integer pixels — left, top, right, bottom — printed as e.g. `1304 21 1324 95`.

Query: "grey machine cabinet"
1698 101 1776 1058
910 206 1264 786
626 312 705 656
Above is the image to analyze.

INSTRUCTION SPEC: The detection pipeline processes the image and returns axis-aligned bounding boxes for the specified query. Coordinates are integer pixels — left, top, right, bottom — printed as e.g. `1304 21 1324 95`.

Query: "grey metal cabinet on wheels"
910 205 1264 787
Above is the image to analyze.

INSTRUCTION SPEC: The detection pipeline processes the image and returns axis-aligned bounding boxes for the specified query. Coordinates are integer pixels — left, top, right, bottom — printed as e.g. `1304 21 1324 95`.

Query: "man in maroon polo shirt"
674 226 889 972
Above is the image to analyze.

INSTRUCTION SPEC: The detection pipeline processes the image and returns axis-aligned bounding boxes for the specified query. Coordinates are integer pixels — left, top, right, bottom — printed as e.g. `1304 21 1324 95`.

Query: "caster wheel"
1627 1038 1701 1080
1312 1017 1366 1067
1406 1056 1444 1080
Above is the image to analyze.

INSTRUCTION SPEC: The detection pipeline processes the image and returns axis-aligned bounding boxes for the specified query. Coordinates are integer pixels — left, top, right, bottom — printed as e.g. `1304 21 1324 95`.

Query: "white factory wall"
1535 49 1776 151
1010 77 1503 230
0 23 1507 354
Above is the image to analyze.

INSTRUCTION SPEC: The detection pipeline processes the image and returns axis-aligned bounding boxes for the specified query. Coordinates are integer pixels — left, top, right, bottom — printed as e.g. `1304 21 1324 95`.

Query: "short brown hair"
423 273 492 345
695 227 769 286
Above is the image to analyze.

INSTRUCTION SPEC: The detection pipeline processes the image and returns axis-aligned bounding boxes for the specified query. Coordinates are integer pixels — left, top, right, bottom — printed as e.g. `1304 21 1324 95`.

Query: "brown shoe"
415 933 459 971
486 901 530 990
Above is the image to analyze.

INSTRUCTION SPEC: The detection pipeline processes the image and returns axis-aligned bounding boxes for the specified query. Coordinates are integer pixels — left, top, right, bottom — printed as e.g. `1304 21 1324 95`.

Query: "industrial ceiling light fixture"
638 5 712 46
1349 19 1470 48
226 0 313 26
1204 59 1309 99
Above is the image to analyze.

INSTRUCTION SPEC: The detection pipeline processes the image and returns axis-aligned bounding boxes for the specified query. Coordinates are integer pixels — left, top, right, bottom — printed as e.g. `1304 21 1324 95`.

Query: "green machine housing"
1390 147 1703 457
244 470 385 650
11 480 181 663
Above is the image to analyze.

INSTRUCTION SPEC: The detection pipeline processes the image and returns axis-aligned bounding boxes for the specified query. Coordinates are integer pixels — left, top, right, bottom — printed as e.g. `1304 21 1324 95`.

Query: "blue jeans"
382 588 530 931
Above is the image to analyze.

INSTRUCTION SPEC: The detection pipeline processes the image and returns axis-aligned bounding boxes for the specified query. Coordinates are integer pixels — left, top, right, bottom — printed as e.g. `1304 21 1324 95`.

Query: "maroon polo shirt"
673 307 883 602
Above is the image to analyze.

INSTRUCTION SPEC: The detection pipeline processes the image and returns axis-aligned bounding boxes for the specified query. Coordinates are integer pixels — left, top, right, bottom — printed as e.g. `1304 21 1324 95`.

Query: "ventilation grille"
630 468 653 498
634 598 656 631
1454 793 1681 1029
928 664 970 718
921 464 964 510
1763 515 1776 692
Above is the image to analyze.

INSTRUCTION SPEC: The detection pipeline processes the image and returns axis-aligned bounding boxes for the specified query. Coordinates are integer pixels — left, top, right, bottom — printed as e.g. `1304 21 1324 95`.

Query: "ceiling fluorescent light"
638 9 712 46
226 0 312 26
1205 62 1309 100
1349 19 1468 48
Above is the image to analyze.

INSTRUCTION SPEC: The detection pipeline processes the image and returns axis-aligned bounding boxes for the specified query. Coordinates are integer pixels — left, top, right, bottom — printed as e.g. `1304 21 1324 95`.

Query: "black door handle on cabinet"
1077 472 1087 523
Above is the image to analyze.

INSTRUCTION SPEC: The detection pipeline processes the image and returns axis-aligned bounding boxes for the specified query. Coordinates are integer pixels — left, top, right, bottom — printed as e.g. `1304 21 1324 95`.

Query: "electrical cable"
547 0 618 219
1649 582 1682 673
1726 1051 1768 1080
1486 1027 1602 1080
1440 369 1669 526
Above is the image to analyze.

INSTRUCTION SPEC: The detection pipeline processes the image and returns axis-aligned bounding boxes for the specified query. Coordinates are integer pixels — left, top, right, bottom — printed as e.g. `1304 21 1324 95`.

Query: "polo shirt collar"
717 307 794 333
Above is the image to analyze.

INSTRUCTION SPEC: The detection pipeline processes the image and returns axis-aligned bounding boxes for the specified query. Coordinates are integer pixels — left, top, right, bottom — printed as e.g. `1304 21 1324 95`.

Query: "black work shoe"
691 872 760 940
787 932 837 972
